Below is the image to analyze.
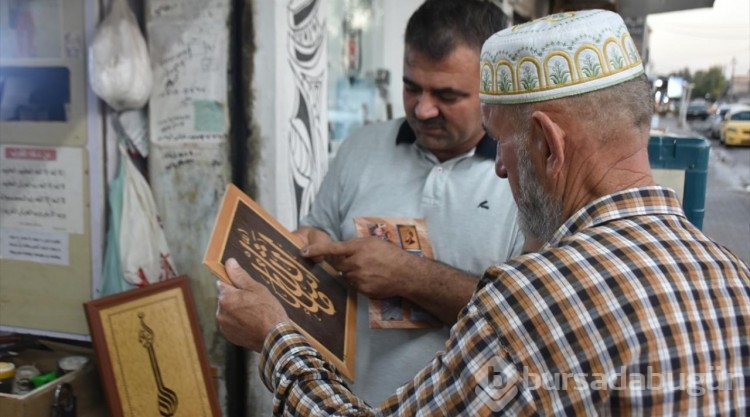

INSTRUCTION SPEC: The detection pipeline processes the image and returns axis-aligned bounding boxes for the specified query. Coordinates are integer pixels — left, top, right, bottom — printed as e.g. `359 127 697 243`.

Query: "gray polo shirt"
300 118 524 405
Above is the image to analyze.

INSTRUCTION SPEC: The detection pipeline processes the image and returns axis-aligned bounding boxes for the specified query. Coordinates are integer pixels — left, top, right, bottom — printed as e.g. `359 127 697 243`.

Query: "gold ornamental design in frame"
84 277 220 417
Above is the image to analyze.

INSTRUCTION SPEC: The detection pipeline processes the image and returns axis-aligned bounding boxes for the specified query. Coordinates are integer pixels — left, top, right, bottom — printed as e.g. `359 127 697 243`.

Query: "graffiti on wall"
287 0 327 225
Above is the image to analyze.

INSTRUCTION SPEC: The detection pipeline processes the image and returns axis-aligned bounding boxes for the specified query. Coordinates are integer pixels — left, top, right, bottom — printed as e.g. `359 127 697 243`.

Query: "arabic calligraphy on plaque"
236 228 335 318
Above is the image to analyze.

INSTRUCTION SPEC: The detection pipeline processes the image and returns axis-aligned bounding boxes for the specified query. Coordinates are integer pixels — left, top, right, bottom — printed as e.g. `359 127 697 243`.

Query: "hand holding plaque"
204 184 357 381
216 258 291 352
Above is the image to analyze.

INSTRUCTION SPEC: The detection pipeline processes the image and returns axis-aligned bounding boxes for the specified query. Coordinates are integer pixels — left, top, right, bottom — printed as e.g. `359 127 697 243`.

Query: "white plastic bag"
119 146 177 286
89 0 153 111
114 109 150 157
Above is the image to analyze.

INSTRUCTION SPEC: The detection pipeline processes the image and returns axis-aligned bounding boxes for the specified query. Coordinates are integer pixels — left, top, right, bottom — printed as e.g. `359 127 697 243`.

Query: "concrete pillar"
254 0 328 230
249 0 328 414
145 0 232 412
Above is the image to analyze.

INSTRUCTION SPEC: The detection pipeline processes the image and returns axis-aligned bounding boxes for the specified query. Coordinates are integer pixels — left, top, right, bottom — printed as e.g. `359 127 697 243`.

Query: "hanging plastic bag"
115 109 150 157
99 148 134 297
88 0 153 111
119 146 178 286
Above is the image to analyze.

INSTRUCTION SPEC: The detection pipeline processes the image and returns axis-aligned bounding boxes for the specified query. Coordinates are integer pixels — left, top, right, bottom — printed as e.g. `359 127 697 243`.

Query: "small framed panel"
83 277 221 417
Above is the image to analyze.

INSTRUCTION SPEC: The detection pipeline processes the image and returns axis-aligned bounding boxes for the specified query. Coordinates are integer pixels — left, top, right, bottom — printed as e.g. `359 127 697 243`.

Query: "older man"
217 10 750 415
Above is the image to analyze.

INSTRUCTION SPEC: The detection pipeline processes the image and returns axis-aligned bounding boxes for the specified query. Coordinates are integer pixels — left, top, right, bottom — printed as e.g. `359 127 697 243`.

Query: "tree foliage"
692 66 728 100
671 67 692 83
669 66 728 101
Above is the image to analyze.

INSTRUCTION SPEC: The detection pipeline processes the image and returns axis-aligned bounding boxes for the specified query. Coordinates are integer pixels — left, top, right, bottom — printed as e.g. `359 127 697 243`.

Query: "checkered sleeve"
260 310 537 415
259 322 372 416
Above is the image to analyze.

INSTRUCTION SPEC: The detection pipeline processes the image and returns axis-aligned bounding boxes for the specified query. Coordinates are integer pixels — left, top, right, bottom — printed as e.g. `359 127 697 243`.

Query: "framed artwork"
353 217 441 329
203 184 357 382
84 277 220 417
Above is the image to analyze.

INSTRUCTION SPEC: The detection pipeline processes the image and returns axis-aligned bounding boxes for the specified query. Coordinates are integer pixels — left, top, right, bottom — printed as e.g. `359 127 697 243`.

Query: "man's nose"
414 95 439 120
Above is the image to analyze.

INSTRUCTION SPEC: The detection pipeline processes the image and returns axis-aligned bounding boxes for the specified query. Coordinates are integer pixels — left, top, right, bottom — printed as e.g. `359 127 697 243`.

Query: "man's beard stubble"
514 136 564 243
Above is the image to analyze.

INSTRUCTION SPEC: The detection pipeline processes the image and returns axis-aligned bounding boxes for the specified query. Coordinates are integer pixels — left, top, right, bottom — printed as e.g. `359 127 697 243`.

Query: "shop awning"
618 0 715 17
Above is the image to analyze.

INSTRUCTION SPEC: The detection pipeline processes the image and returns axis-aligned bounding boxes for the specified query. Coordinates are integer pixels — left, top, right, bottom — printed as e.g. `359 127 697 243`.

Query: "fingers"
301 240 353 259
224 258 256 290
294 227 332 248
290 230 309 247
215 280 223 315
299 237 342 264
215 278 236 314
306 252 327 264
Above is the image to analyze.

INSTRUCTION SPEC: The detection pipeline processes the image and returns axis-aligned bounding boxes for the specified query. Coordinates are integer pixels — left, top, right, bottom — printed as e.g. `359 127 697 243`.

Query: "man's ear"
531 111 565 179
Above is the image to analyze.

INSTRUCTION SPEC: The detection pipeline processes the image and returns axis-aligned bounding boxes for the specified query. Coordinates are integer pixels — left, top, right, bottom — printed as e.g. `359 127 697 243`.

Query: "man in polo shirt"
292 0 525 405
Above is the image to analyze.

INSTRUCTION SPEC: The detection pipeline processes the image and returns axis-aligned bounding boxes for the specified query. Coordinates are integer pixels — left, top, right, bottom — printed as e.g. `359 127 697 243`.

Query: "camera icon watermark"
474 356 520 412
474 355 746 412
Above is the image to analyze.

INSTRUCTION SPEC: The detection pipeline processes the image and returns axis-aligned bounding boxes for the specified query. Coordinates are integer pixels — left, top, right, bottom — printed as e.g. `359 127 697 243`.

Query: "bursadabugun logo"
474 356 520 412
474 355 746 411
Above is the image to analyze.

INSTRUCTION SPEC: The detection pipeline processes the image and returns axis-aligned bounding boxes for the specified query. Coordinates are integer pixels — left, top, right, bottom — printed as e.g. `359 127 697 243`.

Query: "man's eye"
438 94 459 103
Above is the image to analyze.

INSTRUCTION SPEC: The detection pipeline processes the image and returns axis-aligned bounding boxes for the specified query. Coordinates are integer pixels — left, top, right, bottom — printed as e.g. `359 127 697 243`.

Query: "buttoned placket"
419 148 475 207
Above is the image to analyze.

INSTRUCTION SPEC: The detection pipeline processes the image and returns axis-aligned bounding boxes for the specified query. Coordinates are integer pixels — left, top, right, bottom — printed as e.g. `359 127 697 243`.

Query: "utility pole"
729 56 736 100
678 82 694 129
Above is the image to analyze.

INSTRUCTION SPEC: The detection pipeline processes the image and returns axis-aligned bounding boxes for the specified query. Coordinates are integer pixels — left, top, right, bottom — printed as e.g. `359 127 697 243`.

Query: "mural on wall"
286 0 327 225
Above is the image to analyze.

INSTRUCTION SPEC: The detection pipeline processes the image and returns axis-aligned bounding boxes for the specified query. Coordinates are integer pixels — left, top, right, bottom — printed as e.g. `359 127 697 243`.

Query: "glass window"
327 0 388 157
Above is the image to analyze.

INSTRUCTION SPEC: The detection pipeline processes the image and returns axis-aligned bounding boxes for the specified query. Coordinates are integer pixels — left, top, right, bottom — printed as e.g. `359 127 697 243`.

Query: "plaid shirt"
260 187 750 416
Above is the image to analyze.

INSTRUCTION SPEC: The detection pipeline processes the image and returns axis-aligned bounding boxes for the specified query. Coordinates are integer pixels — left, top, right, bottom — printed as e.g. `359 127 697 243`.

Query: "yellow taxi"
720 106 750 147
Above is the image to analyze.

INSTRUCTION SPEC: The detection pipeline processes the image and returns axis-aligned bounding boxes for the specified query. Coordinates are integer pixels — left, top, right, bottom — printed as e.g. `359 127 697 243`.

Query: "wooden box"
0 344 106 417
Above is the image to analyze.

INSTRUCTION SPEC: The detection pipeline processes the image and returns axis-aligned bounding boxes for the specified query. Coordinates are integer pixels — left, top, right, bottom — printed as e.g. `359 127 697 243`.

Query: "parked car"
720 106 750 147
686 100 710 120
708 104 734 139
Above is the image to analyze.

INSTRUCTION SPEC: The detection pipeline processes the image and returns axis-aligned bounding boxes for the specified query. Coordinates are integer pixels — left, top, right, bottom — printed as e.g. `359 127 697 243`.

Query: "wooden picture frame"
84 277 220 417
203 184 357 381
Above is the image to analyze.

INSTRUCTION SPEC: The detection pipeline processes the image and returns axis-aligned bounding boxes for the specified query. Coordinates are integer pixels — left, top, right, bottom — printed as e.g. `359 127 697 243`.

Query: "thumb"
224 258 257 289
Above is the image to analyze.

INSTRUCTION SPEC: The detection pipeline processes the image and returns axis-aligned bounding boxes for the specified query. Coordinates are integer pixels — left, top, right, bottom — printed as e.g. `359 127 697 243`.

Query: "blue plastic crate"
648 134 710 229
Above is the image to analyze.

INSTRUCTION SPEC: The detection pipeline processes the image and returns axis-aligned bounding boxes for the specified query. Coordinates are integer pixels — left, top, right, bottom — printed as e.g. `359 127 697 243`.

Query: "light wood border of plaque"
203 184 357 382
83 277 220 417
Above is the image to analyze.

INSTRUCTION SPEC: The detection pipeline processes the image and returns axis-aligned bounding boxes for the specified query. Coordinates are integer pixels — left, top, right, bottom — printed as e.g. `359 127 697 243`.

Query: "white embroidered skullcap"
479 9 644 104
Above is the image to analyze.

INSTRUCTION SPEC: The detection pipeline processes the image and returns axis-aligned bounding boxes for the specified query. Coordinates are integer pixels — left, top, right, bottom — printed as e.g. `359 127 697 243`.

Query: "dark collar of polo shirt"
395 120 496 160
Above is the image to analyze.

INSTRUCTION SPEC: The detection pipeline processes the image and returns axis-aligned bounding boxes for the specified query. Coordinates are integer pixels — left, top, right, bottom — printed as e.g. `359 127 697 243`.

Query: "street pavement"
654 114 750 264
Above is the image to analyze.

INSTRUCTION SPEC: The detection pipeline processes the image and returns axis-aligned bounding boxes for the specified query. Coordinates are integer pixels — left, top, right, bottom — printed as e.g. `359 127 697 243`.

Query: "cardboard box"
0 343 106 417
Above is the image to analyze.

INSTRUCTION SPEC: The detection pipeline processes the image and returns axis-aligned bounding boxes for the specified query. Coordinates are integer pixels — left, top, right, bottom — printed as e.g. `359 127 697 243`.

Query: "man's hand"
302 238 480 325
302 237 417 299
292 227 333 263
216 258 289 351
